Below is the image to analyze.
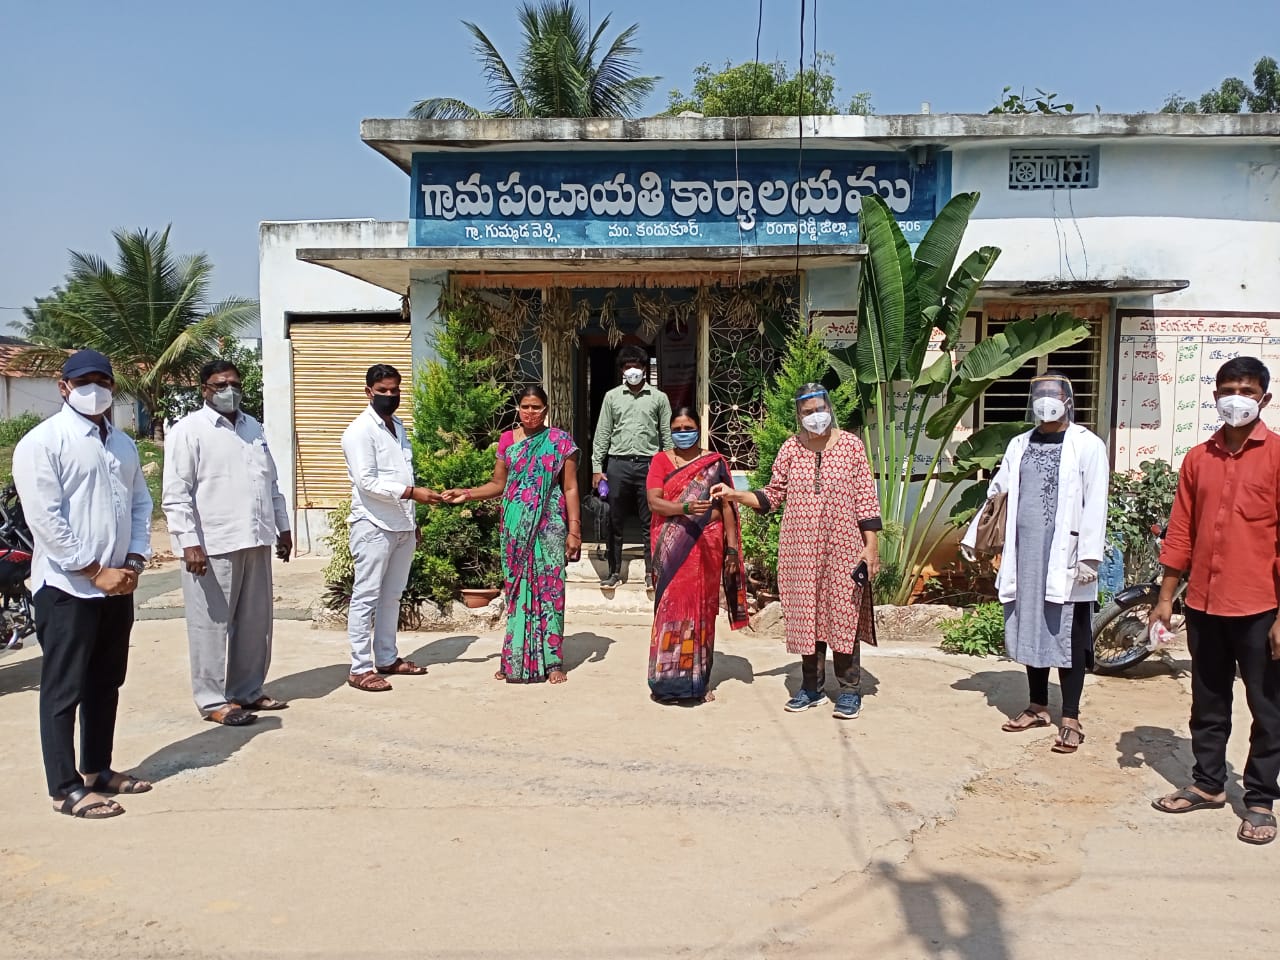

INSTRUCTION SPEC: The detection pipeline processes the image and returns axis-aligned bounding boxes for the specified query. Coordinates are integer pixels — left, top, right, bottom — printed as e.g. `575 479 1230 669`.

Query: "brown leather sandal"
348 671 393 692
241 696 289 711
376 658 427 676
204 705 257 726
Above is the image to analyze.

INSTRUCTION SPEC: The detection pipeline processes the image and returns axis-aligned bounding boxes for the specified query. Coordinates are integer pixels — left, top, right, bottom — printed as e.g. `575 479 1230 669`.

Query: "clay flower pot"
459 588 501 609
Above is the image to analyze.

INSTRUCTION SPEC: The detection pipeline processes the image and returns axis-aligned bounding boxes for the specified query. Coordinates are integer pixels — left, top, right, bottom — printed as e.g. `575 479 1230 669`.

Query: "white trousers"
347 520 415 674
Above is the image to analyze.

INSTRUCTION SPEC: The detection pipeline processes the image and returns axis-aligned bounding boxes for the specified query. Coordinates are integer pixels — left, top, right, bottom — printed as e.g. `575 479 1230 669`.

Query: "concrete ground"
0 560 1276 959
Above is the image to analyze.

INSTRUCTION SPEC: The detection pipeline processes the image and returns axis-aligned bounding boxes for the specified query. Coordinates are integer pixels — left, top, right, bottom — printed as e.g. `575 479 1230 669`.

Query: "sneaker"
833 692 862 720
784 689 827 712
601 573 621 589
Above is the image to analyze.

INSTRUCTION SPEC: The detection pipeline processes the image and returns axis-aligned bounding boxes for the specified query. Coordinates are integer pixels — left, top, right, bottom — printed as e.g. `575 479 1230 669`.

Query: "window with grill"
977 303 1107 432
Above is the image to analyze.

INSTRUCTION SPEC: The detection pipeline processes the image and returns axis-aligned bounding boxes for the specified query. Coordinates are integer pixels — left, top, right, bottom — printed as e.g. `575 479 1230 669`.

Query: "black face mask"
371 393 400 416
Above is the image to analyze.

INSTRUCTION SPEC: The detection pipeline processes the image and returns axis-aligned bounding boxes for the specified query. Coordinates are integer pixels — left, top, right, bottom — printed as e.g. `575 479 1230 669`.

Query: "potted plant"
411 293 508 610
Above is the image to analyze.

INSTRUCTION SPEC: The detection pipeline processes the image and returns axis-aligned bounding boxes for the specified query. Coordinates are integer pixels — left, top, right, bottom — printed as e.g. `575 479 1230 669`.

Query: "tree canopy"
410 0 657 119
17 226 257 437
1161 55 1280 113
664 54 871 117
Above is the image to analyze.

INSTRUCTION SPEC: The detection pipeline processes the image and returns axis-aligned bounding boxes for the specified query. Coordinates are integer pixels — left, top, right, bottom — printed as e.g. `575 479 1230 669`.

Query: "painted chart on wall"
1115 310 1280 472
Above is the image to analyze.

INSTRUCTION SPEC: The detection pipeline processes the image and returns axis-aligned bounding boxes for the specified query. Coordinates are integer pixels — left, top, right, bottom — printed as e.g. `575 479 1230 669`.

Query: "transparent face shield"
1027 374 1075 425
795 384 834 436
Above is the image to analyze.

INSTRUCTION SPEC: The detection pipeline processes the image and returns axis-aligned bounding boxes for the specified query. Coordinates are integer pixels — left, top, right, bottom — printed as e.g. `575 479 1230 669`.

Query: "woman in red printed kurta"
712 384 882 718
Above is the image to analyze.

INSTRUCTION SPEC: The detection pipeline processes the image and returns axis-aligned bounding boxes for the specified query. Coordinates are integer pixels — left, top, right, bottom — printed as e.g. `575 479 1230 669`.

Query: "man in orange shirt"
1151 356 1280 845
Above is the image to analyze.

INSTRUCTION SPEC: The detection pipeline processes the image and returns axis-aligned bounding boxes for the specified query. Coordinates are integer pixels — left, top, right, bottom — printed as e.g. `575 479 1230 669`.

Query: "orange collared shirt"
1160 419 1280 617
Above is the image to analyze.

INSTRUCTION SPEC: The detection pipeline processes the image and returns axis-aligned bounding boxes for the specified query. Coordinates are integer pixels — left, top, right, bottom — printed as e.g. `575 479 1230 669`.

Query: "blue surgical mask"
672 430 700 449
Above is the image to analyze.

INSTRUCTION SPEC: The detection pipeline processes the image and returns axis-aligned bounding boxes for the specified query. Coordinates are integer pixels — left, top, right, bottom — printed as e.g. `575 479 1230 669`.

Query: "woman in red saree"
645 408 748 704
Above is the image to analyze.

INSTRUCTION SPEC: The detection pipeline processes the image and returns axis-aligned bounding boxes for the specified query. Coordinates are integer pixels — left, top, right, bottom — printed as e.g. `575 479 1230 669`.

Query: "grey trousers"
347 520 416 674
182 545 274 716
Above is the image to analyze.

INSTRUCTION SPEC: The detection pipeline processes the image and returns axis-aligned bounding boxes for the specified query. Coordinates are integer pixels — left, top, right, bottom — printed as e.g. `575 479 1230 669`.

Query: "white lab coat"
962 423 1110 605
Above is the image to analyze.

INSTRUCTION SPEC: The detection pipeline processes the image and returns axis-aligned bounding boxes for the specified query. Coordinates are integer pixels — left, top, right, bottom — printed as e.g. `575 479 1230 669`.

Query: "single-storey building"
260 113 1280 552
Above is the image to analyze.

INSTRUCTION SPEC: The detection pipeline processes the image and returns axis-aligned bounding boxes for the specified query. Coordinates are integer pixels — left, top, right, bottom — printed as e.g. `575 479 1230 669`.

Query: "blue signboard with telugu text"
410 149 946 250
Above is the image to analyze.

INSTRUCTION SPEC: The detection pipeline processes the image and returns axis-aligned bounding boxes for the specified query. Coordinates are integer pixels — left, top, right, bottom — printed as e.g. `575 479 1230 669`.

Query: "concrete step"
566 546 648 584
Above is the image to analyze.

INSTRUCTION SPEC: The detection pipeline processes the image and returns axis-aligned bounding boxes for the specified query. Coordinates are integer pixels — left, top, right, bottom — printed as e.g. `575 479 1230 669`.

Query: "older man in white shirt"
341 363 439 692
163 359 292 726
13 349 153 820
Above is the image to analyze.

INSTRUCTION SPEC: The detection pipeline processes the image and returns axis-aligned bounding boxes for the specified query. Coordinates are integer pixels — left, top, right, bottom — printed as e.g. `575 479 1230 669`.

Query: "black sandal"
55 786 124 819
1052 726 1085 753
87 769 153 795
1238 809 1277 845
1151 787 1227 814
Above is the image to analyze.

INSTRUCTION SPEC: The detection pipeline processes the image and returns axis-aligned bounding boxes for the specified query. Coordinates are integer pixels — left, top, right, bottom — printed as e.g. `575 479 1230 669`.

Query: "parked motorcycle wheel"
1091 586 1159 675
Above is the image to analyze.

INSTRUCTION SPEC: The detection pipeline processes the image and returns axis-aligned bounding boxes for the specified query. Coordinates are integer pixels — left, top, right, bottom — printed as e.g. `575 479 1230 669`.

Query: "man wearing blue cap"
12 349 155 819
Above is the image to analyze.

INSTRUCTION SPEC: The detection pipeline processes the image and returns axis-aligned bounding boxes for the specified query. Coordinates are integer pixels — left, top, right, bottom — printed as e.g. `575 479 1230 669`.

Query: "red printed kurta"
763 432 881 655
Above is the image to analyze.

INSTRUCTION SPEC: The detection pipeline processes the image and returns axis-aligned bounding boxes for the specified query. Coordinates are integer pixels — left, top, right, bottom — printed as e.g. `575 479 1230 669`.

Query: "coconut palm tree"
17 226 257 437
410 0 657 119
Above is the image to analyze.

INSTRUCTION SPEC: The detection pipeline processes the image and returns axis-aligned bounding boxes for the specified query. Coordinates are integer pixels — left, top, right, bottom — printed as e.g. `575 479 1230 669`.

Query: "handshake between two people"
407 486 482 506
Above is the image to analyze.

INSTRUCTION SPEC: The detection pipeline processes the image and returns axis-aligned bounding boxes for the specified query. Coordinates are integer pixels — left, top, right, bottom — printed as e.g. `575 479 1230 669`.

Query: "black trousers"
1026 600 1094 720
1185 607 1280 809
605 457 653 576
801 641 861 694
33 586 135 798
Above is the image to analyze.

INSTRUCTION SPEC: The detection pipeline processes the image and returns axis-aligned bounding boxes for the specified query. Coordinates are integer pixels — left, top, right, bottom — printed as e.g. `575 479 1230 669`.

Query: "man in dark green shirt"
591 345 673 589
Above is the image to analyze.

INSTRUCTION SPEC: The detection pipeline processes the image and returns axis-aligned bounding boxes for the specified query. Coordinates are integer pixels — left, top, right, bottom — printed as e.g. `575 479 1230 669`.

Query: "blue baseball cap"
61 349 114 381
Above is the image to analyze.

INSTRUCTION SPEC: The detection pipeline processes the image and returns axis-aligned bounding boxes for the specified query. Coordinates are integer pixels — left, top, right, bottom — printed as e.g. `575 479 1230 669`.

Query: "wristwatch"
123 557 145 575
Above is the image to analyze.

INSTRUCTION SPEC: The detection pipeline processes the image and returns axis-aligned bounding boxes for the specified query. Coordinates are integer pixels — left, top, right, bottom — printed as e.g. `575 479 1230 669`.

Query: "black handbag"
582 493 611 560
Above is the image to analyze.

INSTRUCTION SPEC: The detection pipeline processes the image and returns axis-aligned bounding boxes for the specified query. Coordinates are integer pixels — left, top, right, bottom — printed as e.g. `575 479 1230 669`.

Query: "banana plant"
832 192 1091 603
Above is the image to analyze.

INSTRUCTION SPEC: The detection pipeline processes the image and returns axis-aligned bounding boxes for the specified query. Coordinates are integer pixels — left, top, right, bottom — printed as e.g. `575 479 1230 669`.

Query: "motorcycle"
1091 524 1186 675
0 483 35 653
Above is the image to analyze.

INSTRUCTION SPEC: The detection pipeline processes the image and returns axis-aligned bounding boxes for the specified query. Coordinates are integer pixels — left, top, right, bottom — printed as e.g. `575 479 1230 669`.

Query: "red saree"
647 452 748 702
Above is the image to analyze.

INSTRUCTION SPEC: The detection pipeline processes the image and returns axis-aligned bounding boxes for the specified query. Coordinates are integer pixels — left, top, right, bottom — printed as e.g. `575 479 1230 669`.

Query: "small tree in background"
665 53 871 116
741 327 856 594
410 295 508 605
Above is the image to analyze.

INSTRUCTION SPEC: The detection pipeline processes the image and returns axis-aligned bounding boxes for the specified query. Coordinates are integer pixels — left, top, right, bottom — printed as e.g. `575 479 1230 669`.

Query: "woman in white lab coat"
962 373 1109 753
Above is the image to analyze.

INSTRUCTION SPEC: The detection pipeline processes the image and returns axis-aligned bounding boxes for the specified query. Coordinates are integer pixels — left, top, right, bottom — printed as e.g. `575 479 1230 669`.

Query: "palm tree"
18 226 257 437
410 0 657 119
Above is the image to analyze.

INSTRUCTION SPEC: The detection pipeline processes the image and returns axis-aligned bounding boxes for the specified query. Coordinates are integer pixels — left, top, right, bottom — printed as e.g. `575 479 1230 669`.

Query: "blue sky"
0 0 1274 329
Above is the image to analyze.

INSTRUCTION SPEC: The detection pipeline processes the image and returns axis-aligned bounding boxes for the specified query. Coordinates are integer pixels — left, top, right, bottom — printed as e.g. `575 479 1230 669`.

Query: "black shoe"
644 572 655 590
601 573 621 589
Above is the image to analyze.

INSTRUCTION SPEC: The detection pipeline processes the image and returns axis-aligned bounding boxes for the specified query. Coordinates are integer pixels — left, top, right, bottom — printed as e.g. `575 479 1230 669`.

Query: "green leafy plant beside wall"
835 191 1092 604
1107 459 1178 584
742 327 856 594
411 294 508 605
939 602 1006 657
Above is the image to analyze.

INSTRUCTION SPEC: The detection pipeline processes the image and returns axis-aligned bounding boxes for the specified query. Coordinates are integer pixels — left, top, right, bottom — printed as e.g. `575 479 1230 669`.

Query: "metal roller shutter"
290 320 413 509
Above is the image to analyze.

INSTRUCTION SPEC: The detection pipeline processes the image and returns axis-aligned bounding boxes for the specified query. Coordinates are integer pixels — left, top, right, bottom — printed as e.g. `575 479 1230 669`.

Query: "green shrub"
1107 459 1177 584
939 602 1006 657
320 500 437 629
0 413 42 447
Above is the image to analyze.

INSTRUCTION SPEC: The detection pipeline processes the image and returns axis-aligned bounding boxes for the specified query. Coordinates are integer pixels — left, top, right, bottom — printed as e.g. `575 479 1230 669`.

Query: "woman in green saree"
445 387 582 683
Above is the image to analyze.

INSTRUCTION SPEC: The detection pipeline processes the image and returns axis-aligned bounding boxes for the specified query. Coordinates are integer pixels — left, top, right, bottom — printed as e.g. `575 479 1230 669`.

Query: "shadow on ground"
0 654 40 698
563 632 614 673
405 635 490 666
1115 723 1246 811
874 861 1012 960
137 715 283 782
951 670 1034 719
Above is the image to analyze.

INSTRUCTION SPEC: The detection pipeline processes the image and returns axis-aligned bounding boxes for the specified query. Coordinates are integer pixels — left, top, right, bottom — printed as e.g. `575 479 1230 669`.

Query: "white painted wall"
259 220 407 554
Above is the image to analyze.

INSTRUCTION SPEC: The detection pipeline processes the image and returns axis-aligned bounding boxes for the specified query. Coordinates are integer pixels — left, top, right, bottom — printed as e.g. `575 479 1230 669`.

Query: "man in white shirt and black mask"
341 363 440 692
163 359 293 727
13 349 153 819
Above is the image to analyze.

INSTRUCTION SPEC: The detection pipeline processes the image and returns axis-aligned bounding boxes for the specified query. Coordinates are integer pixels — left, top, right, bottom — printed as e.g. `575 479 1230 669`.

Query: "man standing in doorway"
342 363 439 692
163 360 293 727
1151 356 1280 845
14 349 153 819
591 345 672 589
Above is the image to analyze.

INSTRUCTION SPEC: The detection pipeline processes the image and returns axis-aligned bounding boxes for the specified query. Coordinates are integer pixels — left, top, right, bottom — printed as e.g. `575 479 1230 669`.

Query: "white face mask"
66 383 113 417
1217 394 1261 428
801 411 833 434
622 368 645 387
1032 396 1066 424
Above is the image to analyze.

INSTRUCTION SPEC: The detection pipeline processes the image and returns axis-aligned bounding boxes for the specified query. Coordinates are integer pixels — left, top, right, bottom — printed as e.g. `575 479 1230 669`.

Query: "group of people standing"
14 345 1280 843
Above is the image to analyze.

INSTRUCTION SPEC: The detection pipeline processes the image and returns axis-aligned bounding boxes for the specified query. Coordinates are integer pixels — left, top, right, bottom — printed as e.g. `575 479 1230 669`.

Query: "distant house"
0 336 138 429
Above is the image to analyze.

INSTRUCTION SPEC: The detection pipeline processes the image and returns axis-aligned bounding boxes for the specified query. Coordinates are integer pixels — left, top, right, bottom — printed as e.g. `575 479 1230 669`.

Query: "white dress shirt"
12 405 153 599
341 405 415 532
162 405 290 556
